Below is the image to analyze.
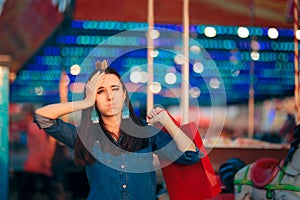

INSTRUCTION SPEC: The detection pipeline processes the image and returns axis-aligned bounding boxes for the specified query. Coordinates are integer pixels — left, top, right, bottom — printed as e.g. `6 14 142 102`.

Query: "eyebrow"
98 85 120 89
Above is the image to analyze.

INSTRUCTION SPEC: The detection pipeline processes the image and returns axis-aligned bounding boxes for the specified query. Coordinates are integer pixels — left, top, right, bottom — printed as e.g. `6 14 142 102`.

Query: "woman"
34 63 201 200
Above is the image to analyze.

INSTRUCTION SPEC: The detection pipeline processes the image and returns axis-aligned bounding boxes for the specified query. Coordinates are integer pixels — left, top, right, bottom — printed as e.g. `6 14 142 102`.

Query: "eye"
111 85 120 91
97 89 104 94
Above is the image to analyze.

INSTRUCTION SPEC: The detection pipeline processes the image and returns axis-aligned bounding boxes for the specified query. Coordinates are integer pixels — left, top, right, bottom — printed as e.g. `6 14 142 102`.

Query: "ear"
123 89 127 102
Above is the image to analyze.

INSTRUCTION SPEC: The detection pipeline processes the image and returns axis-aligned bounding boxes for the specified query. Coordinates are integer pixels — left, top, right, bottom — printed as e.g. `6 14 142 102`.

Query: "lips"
107 103 118 108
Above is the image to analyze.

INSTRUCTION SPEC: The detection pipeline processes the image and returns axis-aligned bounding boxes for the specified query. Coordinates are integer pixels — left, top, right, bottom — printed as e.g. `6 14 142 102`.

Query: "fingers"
85 71 103 105
87 72 104 92
147 107 162 119
147 108 168 125
89 71 103 87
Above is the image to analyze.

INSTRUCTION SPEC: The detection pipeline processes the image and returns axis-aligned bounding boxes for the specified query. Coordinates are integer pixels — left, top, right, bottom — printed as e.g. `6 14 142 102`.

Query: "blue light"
10 20 297 105
71 20 83 29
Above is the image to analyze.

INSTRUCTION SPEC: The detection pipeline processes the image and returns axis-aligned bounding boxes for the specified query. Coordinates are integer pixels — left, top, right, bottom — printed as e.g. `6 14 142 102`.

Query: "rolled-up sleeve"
174 148 202 165
34 114 77 149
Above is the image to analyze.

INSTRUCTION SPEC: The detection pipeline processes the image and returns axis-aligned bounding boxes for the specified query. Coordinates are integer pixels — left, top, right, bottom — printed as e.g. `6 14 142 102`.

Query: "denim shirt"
34 115 201 200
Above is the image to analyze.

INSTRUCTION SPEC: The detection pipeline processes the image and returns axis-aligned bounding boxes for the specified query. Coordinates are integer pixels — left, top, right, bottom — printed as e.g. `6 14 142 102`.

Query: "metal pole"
248 0 255 138
0 55 10 200
59 70 69 122
293 0 300 124
147 0 154 114
182 0 190 124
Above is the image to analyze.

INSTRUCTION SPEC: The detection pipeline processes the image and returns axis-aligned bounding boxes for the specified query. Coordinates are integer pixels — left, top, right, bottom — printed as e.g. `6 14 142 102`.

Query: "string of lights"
9 20 296 106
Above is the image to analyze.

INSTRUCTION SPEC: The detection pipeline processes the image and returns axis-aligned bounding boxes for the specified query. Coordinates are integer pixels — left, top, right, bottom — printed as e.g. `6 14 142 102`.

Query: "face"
95 74 126 118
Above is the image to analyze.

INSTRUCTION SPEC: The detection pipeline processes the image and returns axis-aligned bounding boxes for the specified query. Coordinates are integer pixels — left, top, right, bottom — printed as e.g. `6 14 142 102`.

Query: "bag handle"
153 108 180 127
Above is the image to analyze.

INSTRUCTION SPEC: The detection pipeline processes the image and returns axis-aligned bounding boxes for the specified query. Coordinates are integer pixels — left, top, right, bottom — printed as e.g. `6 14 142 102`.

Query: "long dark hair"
74 67 149 166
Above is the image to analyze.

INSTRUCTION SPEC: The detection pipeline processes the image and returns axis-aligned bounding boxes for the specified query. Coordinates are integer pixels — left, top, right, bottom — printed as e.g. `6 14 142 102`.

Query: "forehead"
100 74 122 87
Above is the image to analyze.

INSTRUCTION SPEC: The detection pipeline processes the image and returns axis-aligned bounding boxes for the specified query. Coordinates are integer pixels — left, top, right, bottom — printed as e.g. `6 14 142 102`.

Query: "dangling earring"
122 103 130 119
91 106 99 123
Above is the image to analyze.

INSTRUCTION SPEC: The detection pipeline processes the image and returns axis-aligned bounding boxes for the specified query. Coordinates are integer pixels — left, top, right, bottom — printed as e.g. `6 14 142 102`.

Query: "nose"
106 89 113 100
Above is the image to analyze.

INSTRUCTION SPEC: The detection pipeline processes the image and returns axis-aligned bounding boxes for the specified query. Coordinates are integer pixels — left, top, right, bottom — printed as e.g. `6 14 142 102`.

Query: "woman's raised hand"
35 71 105 119
84 71 104 107
147 107 169 126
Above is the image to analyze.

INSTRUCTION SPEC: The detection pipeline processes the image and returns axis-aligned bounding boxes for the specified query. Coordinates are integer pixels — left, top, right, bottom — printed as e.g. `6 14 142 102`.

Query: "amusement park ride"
2 0 300 199
233 126 300 199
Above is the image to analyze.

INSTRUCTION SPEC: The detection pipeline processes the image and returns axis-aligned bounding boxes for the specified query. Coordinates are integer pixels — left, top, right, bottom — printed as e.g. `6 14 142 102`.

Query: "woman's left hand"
147 107 197 152
147 107 168 125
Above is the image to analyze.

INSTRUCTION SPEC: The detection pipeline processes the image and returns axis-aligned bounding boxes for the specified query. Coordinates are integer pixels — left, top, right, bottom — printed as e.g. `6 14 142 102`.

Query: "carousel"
1 0 300 200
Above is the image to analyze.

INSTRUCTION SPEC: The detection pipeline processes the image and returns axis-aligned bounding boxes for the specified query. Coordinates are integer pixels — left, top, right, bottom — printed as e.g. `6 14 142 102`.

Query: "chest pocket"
93 142 155 173
124 146 155 173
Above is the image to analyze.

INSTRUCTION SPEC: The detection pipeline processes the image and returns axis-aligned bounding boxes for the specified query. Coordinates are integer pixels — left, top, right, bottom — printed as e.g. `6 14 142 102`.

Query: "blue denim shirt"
34 115 201 200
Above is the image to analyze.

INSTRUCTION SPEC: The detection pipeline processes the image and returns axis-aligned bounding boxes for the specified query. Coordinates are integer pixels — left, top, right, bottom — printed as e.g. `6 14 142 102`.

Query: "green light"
240 52 251 61
83 21 98 29
195 25 204 34
254 27 263 36
223 40 236 49
277 52 289 62
73 47 84 56
19 70 30 80
42 56 61 66
259 52 277 61
228 26 237 35
76 35 90 45
271 42 279 50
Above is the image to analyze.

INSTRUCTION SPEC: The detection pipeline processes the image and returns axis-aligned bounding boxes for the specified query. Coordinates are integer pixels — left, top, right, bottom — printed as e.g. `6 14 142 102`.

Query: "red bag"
159 112 221 200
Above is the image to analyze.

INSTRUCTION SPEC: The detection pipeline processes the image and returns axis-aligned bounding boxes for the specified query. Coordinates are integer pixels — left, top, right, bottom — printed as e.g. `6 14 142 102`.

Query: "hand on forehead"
99 74 121 88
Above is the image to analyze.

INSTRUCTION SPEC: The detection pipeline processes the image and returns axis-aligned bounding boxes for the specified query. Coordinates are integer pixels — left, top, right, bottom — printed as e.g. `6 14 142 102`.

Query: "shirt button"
122 184 127 189
121 165 125 169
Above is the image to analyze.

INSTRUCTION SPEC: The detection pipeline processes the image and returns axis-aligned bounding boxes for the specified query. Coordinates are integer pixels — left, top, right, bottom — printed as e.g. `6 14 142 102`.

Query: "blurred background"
1 0 299 199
